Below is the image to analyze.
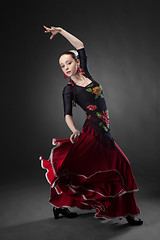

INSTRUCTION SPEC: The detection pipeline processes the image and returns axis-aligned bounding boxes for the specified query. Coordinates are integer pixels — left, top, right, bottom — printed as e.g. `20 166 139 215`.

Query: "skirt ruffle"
40 120 140 219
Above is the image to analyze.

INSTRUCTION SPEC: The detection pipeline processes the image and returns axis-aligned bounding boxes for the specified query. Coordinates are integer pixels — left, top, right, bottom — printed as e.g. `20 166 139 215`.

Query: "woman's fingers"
43 25 50 30
50 33 54 39
70 131 80 144
70 134 74 144
70 133 76 144
43 25 61 40
43 25 55 31
43 25 56 39
43 25 52 33
70 136 74 144
73 133 78 142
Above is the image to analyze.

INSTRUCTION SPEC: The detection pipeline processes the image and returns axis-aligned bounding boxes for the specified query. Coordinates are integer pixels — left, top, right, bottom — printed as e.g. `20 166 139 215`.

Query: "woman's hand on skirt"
70 130 80 144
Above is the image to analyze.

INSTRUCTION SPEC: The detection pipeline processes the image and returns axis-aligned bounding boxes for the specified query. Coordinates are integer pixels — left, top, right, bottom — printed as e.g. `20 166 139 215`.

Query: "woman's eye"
68 62 72 65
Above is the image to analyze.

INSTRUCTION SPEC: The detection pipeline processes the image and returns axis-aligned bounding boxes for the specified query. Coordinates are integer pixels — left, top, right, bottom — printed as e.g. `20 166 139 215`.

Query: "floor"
0 177 159 240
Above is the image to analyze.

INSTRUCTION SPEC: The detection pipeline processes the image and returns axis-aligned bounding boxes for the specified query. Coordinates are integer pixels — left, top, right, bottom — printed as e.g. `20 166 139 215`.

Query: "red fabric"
40 121 140 219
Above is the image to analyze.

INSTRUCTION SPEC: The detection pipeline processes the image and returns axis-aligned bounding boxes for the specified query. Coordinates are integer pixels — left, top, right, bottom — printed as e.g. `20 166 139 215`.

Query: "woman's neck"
71 73 86 84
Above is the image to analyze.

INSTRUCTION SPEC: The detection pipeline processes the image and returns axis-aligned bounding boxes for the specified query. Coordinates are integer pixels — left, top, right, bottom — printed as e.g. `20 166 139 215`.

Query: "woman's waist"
83 116 112 140
82 118 115 148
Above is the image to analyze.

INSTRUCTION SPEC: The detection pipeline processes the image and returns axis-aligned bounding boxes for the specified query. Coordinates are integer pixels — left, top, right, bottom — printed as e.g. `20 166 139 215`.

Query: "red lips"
66 71 71 74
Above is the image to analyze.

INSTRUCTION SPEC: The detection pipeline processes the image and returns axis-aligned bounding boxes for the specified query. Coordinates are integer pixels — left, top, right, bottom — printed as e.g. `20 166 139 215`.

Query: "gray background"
1 1 160 239
2 0 159 184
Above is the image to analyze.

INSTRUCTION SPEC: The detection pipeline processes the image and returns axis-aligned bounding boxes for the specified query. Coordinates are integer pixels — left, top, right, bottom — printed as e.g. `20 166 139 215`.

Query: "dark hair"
59 50 79 61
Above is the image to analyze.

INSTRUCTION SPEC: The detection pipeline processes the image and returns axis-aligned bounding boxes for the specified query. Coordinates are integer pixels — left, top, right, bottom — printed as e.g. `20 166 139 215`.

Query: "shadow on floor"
0 179 160 240
0 212 132 240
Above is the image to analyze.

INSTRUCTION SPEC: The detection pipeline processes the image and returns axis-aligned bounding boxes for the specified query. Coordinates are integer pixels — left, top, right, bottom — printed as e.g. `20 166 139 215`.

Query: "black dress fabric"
62 47 114 146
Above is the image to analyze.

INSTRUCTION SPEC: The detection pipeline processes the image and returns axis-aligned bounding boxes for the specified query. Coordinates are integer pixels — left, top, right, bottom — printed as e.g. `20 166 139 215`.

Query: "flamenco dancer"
40 25 143 225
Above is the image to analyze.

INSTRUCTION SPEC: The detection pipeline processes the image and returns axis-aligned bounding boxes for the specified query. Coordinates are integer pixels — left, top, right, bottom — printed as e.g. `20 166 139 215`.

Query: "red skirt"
40 120 140 219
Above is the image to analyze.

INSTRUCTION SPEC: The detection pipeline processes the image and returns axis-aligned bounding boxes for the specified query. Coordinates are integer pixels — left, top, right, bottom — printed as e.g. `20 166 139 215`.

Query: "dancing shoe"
126 215 143 226
53 207 78 219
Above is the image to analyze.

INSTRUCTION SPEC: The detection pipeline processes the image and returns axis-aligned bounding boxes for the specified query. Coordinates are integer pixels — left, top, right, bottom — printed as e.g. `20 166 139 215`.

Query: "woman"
40 26 143 225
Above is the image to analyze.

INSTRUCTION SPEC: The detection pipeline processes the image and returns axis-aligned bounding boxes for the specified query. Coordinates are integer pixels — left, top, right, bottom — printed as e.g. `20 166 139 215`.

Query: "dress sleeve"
77 47 92 79
62 84 73 117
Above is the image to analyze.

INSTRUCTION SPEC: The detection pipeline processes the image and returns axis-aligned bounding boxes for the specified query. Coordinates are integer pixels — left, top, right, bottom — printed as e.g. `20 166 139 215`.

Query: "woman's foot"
126 215 143 226
53 207 78 219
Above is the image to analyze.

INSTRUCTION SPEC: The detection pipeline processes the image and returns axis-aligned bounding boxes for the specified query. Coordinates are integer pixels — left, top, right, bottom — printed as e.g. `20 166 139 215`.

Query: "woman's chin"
69 74 74 78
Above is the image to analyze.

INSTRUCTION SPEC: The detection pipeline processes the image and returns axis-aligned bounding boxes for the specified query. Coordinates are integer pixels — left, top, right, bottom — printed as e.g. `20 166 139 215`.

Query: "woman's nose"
65 65 69 70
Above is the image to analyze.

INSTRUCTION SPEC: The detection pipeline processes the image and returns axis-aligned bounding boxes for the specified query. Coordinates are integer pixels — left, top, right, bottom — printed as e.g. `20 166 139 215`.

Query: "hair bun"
69 50 79 59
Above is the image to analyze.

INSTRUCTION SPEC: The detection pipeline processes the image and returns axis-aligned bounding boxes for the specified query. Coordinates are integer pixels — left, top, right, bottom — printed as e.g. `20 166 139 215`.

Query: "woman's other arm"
62 85 80 144
43 26 84 50
65 115 80 144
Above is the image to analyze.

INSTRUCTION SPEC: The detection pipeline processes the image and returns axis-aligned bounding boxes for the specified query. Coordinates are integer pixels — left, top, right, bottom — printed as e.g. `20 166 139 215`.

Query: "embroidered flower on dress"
87 115 91 119
86 105 97 111
86 85 104 99
92 86 101 96
96 110 110 132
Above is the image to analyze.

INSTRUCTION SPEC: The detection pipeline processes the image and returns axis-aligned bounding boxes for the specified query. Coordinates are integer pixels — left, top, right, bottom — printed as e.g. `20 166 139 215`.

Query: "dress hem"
40 131 140 219
49 200 140 220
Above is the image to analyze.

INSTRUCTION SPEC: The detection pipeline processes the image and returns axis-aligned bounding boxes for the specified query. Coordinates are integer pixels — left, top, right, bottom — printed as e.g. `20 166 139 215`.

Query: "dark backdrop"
2 1 160 188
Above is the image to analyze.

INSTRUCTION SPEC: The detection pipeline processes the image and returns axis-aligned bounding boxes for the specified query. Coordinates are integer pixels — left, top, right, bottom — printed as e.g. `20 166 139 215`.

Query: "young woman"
40 26 143 225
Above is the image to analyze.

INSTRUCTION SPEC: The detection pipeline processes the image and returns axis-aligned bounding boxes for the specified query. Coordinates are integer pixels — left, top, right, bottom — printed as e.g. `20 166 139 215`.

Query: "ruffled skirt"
39 119 140 219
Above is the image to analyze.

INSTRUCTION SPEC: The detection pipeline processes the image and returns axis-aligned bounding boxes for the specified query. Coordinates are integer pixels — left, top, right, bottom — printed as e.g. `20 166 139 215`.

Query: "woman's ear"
77 59 80 66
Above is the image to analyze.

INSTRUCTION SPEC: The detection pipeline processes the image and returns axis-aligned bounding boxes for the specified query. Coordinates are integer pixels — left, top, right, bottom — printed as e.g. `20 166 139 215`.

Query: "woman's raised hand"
43 26 62 39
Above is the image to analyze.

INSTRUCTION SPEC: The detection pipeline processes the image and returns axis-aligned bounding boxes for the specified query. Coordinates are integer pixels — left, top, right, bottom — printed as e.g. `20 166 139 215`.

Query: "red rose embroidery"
86 105 97 111
96 110 110 129
87 115 91 119
99 110 109 126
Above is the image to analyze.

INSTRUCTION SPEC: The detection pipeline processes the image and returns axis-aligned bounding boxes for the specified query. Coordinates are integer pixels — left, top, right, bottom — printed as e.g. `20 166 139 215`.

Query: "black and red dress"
40 48 140 219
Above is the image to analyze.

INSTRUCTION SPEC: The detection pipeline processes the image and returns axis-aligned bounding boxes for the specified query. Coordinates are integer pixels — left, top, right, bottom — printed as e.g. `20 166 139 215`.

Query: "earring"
64 74 67 79
77 67 82 73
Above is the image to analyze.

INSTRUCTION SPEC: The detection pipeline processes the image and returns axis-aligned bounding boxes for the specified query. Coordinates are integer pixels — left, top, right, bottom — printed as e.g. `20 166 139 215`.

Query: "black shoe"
126 215 143 226
53 207 78 219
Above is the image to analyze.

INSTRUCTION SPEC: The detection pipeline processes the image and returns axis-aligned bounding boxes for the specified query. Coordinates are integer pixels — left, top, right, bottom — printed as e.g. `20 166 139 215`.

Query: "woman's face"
59 54 79 77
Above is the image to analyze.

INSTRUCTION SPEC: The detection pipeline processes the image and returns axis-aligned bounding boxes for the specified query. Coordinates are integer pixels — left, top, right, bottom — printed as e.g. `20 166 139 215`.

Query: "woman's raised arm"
43 26 84 50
